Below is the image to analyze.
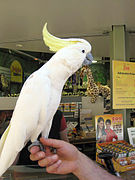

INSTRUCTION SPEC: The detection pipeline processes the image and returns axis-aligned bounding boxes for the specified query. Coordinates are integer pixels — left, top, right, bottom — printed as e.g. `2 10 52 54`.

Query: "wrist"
73 151 88 179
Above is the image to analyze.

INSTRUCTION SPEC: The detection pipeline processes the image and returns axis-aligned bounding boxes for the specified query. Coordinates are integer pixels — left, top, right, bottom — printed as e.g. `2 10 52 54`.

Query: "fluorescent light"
16 44 23 47
92 60 97 63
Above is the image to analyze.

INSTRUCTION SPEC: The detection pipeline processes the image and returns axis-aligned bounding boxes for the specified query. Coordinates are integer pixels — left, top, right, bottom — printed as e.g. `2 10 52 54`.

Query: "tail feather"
0 125 25 177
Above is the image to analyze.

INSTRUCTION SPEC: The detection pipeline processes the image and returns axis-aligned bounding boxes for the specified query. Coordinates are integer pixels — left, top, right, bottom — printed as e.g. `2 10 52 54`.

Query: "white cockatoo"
0 23 93 176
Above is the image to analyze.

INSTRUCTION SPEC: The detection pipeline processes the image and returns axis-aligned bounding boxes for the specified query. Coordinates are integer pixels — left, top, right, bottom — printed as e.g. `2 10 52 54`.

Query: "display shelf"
61 96 82 103
0 97 18 110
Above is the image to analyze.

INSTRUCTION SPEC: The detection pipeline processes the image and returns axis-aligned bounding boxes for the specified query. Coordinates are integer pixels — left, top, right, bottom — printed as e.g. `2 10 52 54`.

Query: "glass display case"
1 165 78 180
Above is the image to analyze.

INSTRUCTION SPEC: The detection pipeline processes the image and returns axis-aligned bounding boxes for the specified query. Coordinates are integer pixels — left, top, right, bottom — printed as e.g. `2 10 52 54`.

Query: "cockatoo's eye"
82 50 85 53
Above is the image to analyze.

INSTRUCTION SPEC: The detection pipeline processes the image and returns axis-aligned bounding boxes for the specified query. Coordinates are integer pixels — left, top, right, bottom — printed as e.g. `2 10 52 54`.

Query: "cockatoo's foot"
28 140 45 152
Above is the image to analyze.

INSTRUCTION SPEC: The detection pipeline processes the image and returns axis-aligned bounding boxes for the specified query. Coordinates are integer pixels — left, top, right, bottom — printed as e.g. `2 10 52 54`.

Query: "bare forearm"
73 152 122 180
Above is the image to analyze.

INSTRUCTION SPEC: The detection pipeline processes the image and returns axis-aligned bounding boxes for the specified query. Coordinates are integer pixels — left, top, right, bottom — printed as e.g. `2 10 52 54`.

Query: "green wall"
91 63 110 85
0 48 53 95
0 49 43 75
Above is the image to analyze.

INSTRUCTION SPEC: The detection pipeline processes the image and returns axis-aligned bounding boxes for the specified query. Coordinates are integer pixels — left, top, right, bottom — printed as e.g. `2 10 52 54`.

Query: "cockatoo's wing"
0 70 52 176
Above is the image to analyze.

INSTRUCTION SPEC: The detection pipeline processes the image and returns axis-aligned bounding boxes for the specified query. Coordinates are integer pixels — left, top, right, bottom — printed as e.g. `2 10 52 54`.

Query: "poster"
95 114 123 143
113 60 135 109
127 127 135 147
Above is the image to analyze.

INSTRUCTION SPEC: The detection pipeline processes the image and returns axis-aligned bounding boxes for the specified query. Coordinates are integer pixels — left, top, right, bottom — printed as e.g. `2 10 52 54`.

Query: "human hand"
30 138 80 175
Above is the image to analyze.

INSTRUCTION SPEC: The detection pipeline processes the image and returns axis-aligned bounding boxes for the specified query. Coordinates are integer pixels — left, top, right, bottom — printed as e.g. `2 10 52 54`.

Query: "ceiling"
0 0 135 58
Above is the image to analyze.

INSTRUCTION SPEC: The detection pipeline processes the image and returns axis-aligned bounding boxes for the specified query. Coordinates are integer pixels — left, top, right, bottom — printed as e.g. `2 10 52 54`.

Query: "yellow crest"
42 23 81 52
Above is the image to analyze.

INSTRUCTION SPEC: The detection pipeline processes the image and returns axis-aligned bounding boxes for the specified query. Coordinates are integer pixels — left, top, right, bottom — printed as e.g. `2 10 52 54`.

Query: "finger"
46 146 53 156
46 160 62 174
30 151 45 161
40 138 65 149
30 146 40 154
38 154 58 167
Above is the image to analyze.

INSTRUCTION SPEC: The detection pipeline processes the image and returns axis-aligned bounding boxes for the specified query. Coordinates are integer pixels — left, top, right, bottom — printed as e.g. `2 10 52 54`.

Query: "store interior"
0 0 135 179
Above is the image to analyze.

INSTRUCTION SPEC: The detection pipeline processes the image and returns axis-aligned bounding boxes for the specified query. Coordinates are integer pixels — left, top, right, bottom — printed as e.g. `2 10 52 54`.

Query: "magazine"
95 114 123 143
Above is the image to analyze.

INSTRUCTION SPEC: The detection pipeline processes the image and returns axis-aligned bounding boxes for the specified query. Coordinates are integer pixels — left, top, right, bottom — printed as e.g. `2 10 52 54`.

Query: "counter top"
1 165 78 180
1 163 135 180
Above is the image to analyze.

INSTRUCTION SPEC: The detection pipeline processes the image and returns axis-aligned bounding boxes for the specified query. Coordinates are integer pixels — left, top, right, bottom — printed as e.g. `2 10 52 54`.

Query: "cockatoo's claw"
28 140 45 152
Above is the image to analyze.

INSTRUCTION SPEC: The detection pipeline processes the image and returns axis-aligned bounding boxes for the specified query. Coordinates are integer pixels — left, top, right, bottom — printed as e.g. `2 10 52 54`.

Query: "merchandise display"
80 66 99 103
80 66 110 103
96 140 135 172
58 102 78 113
80 109 94 137
0 74 10 96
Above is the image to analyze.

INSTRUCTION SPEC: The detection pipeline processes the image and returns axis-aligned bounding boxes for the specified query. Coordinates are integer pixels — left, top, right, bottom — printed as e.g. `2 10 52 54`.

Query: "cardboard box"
96 140 135 172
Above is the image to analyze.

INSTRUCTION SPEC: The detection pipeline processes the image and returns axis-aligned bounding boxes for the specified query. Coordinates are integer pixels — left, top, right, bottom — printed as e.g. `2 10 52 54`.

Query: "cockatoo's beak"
83 52 93 66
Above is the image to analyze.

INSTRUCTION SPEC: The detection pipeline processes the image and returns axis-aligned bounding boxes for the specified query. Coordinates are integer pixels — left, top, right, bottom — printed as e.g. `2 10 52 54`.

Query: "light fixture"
16 44 23 47
92 60 97 63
